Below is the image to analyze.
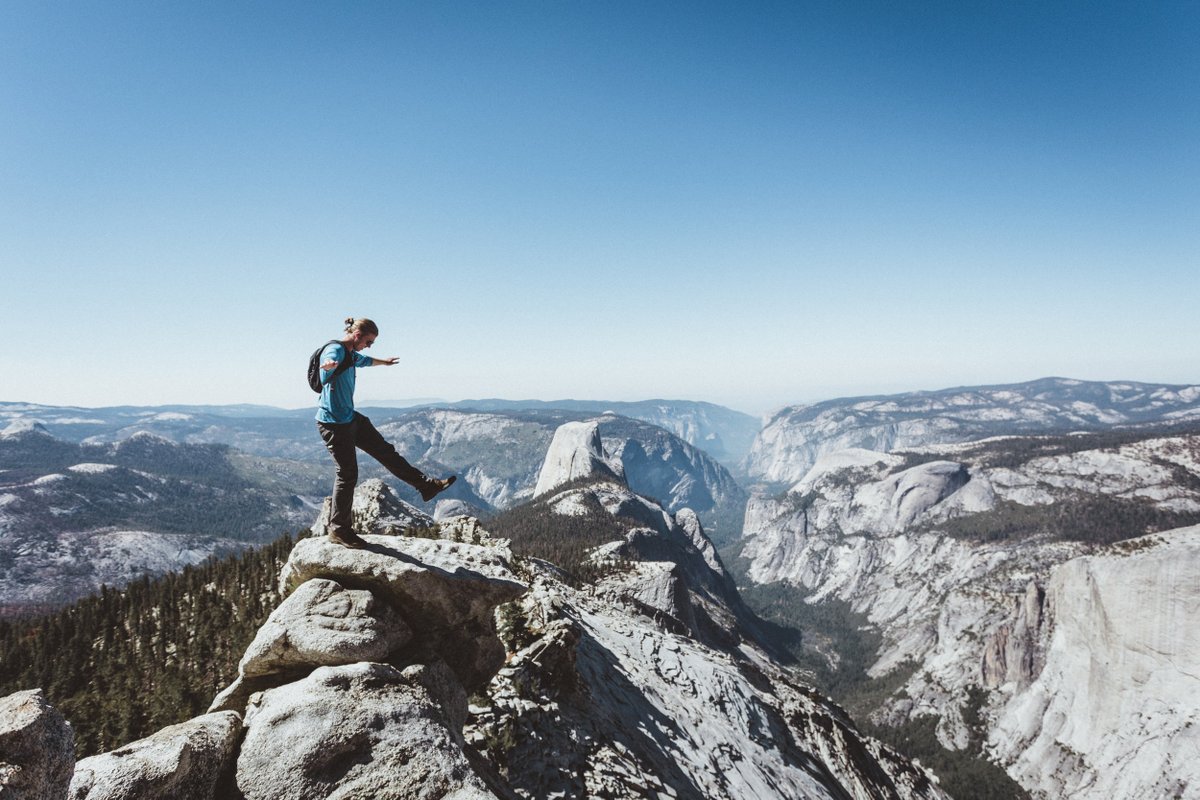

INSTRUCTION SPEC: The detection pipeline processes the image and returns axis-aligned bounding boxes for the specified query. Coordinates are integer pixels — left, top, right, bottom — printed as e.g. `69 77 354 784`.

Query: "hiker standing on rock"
312 317 455 548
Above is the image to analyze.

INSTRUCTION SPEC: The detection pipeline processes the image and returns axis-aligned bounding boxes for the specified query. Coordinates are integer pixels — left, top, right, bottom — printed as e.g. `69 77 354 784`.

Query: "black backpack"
307 340 354 393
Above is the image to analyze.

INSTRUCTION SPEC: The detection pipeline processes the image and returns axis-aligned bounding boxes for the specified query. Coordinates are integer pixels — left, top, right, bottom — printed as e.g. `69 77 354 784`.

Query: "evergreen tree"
0 529 305 758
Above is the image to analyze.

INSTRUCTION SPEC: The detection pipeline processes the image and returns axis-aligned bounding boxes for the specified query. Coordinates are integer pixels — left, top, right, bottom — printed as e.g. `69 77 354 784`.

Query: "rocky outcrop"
24 469 947 800
240 577 411 676
434 497 488 521
236 661 494 800
676 508 723 574
209 577 413 713
68 712 241 800
486 446 946 797
0 689 74 800
237 464 944 799
533 421 624 497
980 580 1046 691
536 472 756 651
309 477 433 538
56 483 527 800
278 533 525 692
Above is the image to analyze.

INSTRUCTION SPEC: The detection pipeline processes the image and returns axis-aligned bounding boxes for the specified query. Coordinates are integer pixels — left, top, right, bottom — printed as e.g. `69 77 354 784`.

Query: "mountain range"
735 414 1200 798
0 404 746 616
746 377 1200 485
0 422 320 614
0 396 759 469
0 400 749 522
4 378 1200 797
425 397 761 467
2 420 948 800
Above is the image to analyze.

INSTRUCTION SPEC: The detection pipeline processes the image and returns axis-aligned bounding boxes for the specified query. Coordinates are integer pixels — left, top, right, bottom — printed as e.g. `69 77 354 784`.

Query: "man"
316 317 455 548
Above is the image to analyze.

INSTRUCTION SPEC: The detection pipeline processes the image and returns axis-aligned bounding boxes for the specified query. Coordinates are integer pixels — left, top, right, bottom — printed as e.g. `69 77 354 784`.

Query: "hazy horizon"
6 372 1200 421
4 2 1197 413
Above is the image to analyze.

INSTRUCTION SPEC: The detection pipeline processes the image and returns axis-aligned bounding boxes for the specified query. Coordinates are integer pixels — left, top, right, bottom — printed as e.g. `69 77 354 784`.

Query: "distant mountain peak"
533 420 625 498
0 419 52 439
750 377 1200 484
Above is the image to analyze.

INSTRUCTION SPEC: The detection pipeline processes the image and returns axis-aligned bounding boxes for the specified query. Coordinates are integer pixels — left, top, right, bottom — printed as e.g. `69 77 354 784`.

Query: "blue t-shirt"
315 343 373 424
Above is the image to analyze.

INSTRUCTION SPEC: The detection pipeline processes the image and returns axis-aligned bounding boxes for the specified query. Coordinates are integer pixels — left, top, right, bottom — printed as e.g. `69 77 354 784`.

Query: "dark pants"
316 412 427 535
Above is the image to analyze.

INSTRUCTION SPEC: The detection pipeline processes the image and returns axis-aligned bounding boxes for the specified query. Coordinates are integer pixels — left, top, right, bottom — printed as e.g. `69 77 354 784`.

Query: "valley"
3 378 1199 799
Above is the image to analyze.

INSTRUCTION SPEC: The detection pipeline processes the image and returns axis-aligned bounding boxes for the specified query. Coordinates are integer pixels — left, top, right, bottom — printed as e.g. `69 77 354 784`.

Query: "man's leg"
353 413 455 501
317 420 361 539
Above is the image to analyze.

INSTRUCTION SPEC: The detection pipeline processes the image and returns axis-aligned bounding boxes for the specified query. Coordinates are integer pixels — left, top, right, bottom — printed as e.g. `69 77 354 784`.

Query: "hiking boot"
328 529 368 549
419 475 456 502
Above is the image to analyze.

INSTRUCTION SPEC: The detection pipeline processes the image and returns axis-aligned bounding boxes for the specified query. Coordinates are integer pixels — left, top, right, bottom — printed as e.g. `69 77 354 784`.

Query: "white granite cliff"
989 529 1200 799
739 432 1200 799
533 419 624 497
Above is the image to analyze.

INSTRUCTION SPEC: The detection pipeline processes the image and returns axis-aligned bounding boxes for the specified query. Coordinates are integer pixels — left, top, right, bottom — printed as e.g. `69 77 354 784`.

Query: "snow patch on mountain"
67 463 119 474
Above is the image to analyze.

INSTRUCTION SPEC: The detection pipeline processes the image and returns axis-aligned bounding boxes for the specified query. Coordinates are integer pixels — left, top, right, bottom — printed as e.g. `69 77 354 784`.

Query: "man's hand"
321 359 339 371
375 356 399 366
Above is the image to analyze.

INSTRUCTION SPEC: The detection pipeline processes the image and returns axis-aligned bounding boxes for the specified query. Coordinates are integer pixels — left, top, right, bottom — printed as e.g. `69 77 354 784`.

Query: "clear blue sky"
3 1 1197 414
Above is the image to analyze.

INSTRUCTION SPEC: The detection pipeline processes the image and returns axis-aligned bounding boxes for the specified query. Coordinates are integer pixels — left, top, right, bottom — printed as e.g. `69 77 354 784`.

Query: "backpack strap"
328 340 355 379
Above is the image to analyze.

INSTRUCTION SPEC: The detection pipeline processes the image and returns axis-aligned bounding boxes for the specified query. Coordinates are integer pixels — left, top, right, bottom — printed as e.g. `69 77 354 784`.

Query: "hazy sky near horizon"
3 1 1197 415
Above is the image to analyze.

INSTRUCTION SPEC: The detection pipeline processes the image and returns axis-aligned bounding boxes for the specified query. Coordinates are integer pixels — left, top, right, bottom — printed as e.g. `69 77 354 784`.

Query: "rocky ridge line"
2 423 949 799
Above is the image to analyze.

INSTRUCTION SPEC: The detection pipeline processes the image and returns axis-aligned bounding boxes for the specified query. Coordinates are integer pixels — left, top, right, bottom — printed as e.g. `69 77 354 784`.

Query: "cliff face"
989 530 1200 799
532 420 624 497
738 432 1200 799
